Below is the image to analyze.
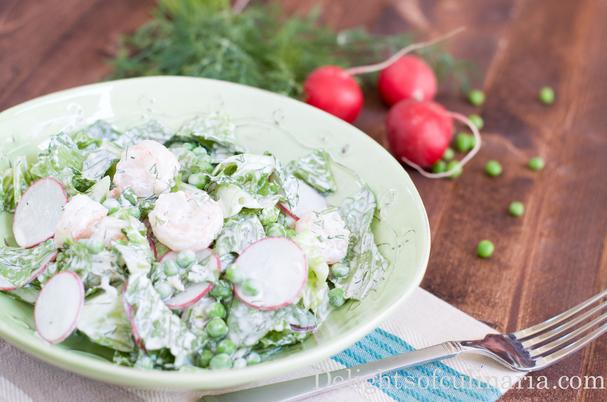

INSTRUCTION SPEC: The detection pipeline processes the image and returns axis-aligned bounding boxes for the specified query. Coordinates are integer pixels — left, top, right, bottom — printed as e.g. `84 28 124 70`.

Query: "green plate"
0 77 430 390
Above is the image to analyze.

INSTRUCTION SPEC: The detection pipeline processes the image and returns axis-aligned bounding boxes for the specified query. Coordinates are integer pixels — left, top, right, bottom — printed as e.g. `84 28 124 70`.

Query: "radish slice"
0 251 57 292
13 178 67 248
234 237 308 311
280 180 327 220
34 271 84 344
161 249 220 310
165 283 212 310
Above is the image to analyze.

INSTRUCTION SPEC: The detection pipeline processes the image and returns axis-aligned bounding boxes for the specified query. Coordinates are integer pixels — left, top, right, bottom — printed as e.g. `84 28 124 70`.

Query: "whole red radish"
303 66 363 123
378 55 437 106
387 99 454 167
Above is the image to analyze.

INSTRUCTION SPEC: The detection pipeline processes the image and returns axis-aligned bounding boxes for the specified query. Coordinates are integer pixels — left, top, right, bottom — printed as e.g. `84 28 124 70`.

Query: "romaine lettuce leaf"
288 150 336 193
0 240 57 289
334 186 389 300
0 156 32 212
174 114 242 153
77 286 134 352
214 214 265 267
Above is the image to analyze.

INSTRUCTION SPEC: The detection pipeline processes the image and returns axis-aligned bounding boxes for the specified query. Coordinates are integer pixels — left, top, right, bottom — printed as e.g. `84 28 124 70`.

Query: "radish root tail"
345 27 466 76
400 112 482 179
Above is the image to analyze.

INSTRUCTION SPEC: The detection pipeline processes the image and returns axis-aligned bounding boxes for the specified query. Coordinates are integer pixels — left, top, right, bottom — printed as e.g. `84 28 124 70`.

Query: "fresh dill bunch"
110 0 468 97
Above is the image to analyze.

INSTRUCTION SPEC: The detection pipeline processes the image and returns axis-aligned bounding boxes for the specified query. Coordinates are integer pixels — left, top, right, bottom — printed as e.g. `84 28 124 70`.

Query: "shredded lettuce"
289 150 336 193
214 214 265 267
174 114 242 153
334 186 389 300
0 240 57 289
77 286 134 352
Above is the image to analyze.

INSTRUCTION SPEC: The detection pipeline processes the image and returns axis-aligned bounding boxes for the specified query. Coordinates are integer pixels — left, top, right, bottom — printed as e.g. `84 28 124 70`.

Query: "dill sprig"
110 0 468 97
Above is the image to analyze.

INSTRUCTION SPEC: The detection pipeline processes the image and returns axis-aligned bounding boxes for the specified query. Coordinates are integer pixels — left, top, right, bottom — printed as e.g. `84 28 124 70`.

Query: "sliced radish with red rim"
34 271 84 344
279 179 327 221
234 237 308 311
161 249 220 310
13 178 67 248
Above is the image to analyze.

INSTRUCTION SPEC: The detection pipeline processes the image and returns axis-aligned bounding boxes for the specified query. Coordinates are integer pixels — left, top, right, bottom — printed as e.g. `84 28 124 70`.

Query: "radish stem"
345 27 466 76
400 112 481 179
233 0 251 13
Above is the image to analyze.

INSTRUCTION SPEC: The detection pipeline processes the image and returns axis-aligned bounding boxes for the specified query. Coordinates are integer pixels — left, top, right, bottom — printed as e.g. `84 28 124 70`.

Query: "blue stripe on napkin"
331 328 501 402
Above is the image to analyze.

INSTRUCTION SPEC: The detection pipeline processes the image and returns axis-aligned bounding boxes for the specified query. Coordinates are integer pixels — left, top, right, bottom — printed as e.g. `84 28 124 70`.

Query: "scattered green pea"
163 260 180 276
246 352 261 365
210 280 233 299
206 317 229 338
197 349 213 368
432 160 447 174
192 146 208 156
454 133 475 153
331 263 350 279
468 114 484 130
329 288 346 308
241 279 259 297
476 240 495 259
508 201 525 217
176 250 196 268
208 302 226 319
155 282 173 299
467 89 486 106
233 358 247 369
188 172 208 189
484 160 502 177
225 265 243 284
442 147 455 161
528 156 545 171
216 339 236 355
446 160 463 179
209 353 233 369
539 86 555 105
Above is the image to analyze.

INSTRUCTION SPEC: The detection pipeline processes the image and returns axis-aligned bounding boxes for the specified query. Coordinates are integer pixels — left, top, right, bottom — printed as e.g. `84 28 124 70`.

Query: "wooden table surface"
1 0 606 400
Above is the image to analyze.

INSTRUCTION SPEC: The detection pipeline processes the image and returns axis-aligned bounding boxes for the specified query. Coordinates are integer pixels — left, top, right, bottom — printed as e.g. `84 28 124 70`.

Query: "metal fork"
204 289 607 402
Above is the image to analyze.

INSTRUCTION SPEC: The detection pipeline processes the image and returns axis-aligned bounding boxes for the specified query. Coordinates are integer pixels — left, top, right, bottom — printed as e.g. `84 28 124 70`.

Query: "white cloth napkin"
0 288 524 402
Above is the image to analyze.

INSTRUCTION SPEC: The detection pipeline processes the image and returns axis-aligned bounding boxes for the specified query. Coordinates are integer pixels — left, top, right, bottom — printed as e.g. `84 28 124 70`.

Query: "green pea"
246 352 261 365
476 240 495 259
233 358 247 369
196 161 213 174
192 146 208 156
207 302 226 319
468 114 484 130
181 143 196 151
484 160 502 177
328 288 346 308
176 250 196 268
508 201 525 217
188 173 208 189
197 349 213 368
163 260 180 276
209 353 233 369
528 156 545 171
156 282 173 299
206 317 229 338
210 280 233 299
259 207 280 225
216 339 236 355
442 148 455 161
432 160 447 174
241 279 259 297
446 160 463 179
467 89 486 106
454 133 474 153
331 263 350 279
539 86 555 105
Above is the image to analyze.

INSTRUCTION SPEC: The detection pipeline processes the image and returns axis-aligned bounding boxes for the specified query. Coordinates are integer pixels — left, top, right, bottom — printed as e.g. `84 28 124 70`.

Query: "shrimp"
113 140 180 198
89 216 128 247
149 190 224 252
54 194 108 247
295 209 350 264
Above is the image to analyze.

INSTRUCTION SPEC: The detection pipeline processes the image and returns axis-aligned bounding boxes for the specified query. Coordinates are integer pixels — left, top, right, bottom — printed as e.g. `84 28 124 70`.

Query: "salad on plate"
0 114 388 370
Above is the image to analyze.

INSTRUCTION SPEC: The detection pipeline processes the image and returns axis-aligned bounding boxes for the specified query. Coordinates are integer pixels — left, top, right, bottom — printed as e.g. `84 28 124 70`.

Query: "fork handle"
202 342 463 402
